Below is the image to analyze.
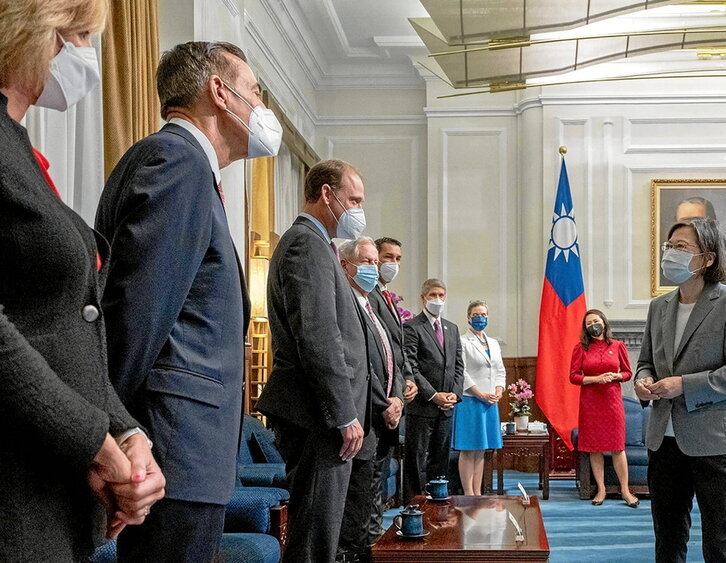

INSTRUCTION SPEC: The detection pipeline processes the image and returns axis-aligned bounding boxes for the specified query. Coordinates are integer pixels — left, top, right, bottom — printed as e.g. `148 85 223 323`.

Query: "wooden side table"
496 431 550 500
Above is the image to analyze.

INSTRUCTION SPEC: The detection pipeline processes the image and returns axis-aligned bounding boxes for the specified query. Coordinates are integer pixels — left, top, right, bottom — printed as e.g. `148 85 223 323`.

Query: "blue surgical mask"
470 316 488 331
352 264 379 293
661 248 703 285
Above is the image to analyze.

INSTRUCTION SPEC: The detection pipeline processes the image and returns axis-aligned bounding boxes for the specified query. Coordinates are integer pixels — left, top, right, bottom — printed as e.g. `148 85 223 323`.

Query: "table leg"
543 444 550 500
496 451 504 495
482 450 493 493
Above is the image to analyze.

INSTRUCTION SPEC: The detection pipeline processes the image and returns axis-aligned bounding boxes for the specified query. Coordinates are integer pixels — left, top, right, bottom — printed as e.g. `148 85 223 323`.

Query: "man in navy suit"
402 279 464 503
96 41 282 563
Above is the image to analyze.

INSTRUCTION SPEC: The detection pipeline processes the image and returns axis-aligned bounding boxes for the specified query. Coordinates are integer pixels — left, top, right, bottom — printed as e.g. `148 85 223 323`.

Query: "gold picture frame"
651 178 726 296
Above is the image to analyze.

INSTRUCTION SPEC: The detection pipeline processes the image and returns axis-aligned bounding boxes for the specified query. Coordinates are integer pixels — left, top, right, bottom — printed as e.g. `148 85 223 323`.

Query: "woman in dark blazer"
636 217 726 562
0 1 164 560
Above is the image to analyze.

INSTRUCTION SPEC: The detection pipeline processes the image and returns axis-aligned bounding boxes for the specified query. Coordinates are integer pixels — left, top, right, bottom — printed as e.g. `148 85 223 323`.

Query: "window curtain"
101 0 160 177
273 144 303 234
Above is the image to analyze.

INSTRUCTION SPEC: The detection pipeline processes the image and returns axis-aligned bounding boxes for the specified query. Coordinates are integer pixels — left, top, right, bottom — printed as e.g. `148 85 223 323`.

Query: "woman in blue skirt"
452 300 505 495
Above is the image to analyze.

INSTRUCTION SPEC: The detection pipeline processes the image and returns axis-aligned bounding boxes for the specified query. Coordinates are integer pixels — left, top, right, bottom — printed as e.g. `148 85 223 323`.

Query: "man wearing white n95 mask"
96 41 281 563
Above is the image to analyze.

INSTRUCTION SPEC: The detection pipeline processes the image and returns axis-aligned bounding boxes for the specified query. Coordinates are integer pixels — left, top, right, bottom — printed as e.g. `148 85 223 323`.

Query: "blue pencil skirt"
451 395 503 450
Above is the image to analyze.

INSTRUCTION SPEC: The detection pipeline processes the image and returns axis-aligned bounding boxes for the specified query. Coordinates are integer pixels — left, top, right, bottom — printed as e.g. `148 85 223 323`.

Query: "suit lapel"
662 292 678 370
466 332 492 366
675 283 718 361
420 313 444 356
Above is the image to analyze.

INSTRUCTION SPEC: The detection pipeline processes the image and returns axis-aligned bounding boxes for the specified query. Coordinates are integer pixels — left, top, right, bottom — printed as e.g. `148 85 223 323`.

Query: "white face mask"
379 261 399 284
329 189 366 240
426 298 445 317
35 37 100 111
222 81 282 159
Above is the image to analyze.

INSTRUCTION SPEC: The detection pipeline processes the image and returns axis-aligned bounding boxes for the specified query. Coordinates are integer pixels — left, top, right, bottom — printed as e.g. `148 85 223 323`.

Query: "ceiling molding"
317 114 426 126
220 0 240 16
374 36 426 48
320 0 384 58
256 0 424 89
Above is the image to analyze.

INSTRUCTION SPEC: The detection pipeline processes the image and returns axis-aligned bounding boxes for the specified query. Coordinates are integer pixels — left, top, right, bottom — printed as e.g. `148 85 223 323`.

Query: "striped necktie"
365 301 394 396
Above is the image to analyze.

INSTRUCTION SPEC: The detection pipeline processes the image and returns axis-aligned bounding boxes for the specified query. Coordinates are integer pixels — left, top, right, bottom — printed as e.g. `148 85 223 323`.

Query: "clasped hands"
383 396 404 429
88 433 166 539
597 372 622 384
480 390 502 404
635 376 683 400
432 391 458 411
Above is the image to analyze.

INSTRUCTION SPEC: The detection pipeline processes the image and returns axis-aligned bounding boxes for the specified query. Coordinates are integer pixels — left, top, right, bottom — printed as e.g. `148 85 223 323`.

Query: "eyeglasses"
661 241 700 253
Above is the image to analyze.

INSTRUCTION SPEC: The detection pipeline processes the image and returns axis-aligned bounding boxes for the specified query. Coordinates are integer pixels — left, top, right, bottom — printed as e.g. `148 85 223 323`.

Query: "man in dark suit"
256 159 370 563
337 237 404 563
96 42 280 563
367 237 418 541
402 278 464 503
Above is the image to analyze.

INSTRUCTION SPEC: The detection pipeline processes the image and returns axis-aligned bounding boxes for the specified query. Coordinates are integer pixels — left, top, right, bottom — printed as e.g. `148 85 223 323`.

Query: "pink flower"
508 379 533 417
388 291 415 323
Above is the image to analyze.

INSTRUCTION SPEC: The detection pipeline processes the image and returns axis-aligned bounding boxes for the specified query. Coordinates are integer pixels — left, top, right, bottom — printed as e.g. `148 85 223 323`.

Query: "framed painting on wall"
651 179 726 296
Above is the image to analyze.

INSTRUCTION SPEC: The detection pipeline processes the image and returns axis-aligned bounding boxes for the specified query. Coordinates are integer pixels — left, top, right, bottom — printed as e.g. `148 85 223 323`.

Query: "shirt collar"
423 308 440 326
352 287 368 307
168 117 221 186
299 212 332 244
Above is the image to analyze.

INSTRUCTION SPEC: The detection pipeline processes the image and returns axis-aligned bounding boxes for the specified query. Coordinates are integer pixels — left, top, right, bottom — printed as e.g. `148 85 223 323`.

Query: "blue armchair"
238 415 287 488
572 396 652 500
90 486 284 563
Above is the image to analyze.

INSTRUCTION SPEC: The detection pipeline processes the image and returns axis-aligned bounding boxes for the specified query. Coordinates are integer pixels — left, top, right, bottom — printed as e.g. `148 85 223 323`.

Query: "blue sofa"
572 396 652 500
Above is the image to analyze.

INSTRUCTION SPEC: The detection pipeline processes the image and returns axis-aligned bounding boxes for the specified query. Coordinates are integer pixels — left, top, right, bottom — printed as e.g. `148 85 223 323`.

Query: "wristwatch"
116 427 153 448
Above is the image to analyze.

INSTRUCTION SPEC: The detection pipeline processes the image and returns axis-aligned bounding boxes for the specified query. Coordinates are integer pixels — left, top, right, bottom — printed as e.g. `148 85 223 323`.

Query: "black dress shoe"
624 497 640 508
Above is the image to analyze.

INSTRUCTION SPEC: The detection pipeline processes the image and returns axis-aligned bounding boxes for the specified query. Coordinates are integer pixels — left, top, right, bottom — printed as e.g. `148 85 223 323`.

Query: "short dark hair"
580 309 613 351
668 218 726 284
675 196 717 221
304 159 359 203
375 237 402 252
157 41 247 120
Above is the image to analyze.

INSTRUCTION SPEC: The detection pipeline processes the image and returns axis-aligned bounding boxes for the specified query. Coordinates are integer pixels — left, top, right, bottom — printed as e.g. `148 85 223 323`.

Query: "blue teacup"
394 504 424 536
425 477 449 500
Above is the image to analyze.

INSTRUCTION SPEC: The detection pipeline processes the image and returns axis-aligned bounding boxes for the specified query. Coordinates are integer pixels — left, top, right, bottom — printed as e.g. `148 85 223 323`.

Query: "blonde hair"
0 0 108 90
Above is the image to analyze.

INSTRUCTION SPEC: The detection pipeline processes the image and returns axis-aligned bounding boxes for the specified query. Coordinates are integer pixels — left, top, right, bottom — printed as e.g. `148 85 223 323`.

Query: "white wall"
423 75 726 357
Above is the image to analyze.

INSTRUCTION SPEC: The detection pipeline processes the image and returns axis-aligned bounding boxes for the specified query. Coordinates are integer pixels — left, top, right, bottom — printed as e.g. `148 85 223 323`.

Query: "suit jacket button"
82 305 100 322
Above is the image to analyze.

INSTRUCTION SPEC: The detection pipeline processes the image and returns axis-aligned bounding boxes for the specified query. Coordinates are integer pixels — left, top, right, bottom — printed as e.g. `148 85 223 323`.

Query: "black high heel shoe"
623 494 640 508
591 497 604 506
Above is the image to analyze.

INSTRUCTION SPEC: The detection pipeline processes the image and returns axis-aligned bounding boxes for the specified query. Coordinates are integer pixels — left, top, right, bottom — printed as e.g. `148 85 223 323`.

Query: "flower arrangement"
507 379 533 418
388 291 415 323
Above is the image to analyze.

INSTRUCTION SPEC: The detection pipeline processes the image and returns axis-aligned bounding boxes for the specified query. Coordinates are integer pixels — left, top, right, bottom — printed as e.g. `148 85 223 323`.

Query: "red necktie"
366 301 394 395
216 180 225 206
434 318 444 348
382 289 395 313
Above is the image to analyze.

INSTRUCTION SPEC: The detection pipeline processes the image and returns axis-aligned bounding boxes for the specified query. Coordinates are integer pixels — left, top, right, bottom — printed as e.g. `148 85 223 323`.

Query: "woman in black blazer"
0 1 164 560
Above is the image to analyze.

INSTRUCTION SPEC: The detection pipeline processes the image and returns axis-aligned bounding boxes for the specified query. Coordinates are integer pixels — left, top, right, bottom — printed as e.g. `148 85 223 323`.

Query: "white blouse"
460 331 506 396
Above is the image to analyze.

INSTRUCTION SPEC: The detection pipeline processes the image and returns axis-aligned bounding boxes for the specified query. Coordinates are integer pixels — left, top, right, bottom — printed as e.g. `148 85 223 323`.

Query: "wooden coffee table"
496 431 550 500
372 495 549 562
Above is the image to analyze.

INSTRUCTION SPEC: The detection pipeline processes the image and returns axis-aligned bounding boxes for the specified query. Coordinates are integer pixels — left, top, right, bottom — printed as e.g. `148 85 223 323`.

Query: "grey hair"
338 236 376 263
467 300 488 317
421 278 446 295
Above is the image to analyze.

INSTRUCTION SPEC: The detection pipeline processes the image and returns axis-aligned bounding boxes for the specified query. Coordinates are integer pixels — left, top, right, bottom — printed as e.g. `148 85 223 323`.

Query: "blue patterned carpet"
385 471 705 562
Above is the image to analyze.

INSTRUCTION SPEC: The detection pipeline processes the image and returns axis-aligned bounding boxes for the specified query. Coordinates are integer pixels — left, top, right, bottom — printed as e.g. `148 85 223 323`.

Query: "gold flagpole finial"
559 146 567 155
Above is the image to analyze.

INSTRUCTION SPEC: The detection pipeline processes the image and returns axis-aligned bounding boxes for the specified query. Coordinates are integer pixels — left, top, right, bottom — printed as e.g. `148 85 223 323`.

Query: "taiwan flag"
535 158 586 450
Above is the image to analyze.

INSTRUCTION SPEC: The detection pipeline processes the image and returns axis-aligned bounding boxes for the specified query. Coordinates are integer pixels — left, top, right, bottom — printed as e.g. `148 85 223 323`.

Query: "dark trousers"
403 414 451 503
116 497 225 563
273 420 352 563
649 436 726 563
338 457 376 561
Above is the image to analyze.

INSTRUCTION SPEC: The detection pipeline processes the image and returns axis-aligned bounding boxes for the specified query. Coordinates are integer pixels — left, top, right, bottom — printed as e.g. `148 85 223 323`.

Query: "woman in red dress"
570 309 639 508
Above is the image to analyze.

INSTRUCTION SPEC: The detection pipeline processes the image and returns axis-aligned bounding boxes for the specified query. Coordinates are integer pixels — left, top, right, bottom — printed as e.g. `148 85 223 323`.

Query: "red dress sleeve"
616 340 633 382
570 343 585 385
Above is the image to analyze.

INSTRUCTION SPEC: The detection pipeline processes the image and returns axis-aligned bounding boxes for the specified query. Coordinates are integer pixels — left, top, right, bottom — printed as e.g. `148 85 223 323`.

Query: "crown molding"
255 0 424 90
317 114 426 126
220 0 240 16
